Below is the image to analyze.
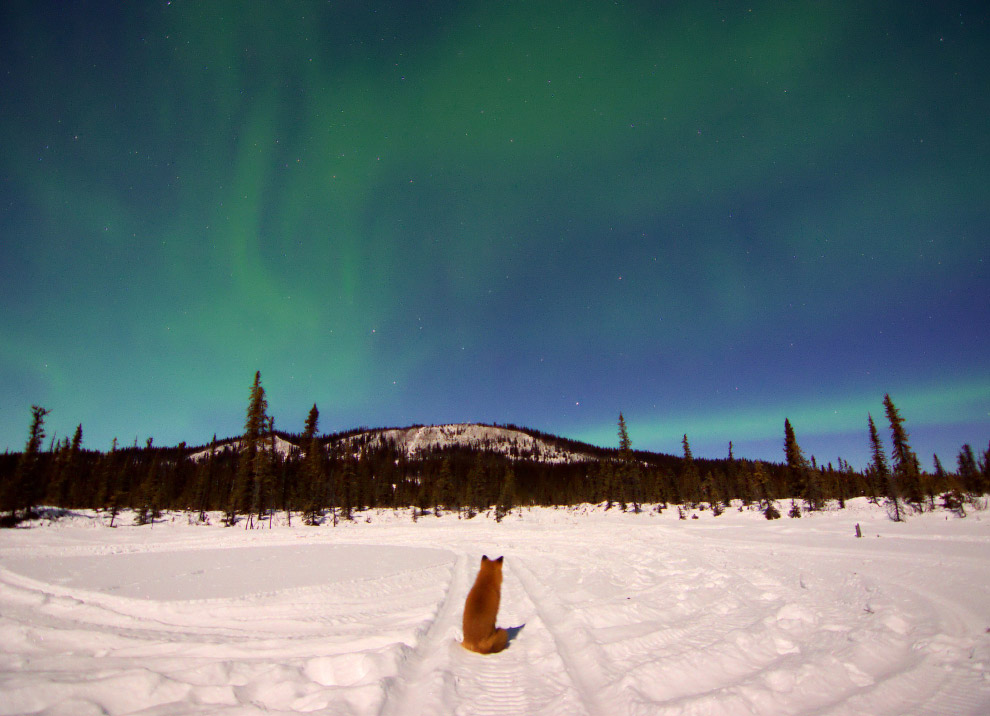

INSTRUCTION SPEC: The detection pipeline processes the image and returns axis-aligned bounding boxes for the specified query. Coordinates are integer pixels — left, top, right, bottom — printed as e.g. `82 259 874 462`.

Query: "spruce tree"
302 404 324 525
752 461 779 519
678 434 701 506
867 413 890 504
190 460 209 522
65 424 84 506
107 492 121 528
957 445 982 496
868 410 902 521
194 435 218 522
465 460 484 516
700 471 717 513
327 463 339 526
616 413 642 512
835 459 853 509
135 453 160 526
45 437 70 507
93 440 115 510
227 371 269 527
784 419 817 508
414 465 432 518
4 406 51 521
617 413 632 454
726 442 743 505
600 461 617 510
463 475 476 519
256 416 278 526
616 413 630 510
339 459 355 521
354 458 373 514
434 458 454 515
468 455 491 513
932 453 947 496
496 466 516 522
883 394 922 506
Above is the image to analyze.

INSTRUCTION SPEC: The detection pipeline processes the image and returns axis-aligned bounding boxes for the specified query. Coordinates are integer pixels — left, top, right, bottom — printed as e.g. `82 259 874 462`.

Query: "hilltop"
188 423 604 465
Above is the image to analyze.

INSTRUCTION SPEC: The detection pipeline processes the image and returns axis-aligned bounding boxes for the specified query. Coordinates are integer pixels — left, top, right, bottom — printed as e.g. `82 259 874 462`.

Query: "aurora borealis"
1 1 987 468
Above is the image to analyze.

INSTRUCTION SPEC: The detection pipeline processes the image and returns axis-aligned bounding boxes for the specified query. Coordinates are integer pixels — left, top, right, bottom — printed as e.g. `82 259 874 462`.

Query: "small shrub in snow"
940 491 966 518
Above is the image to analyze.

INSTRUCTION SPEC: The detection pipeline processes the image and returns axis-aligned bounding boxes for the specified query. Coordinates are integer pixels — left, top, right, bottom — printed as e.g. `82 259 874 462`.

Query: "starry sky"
2 1 988 469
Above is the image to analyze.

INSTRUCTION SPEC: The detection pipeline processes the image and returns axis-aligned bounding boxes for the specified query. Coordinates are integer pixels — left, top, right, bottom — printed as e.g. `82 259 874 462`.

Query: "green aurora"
1 1 987 468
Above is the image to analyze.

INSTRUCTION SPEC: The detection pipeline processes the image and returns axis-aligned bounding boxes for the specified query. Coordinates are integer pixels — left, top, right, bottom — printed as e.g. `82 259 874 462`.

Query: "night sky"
2 1 988 469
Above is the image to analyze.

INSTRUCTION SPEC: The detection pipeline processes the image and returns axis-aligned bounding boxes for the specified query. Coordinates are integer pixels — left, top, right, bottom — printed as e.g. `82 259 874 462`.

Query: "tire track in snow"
512 558 613 716
442 555 602 716
444 642 532 716
575 534 806 711
831 571 990 716
639 530 990 715
725 536 990 715
378 553 541 716
378 551 472 716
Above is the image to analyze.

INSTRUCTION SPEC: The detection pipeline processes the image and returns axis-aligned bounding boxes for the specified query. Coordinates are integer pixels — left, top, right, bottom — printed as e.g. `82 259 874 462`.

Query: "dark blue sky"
2 1 988 468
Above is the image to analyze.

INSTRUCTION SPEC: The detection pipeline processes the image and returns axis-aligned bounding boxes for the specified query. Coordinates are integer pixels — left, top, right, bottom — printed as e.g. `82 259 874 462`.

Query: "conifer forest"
2 373 988 528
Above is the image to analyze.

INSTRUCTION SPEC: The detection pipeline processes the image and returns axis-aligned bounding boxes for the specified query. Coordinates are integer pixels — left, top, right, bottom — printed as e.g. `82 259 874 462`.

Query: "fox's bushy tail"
463 627 508 655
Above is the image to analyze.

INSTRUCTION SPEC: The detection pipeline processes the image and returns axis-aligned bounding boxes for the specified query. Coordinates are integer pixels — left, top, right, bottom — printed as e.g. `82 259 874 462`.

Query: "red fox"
461 555 508 654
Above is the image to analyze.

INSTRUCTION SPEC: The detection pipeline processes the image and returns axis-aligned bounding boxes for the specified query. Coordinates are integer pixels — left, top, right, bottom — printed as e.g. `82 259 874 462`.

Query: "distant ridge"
188 423 601 464
188 435 299 463
337 423 598 463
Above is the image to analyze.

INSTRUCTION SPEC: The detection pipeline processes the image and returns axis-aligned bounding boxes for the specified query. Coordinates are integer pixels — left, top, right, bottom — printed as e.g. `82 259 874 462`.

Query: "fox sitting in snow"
461 555 508 654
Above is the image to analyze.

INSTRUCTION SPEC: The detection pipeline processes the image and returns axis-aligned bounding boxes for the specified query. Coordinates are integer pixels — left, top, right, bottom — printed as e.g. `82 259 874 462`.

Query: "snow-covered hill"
188 435 299 463
335 423 597 463
187 424 596 464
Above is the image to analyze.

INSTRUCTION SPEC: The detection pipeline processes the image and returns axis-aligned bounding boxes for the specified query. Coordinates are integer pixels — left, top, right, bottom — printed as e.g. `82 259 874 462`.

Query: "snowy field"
1 499 989 715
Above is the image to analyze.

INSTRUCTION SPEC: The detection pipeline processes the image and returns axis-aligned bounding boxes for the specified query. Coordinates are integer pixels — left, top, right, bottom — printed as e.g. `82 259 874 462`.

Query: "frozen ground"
1 499 988 715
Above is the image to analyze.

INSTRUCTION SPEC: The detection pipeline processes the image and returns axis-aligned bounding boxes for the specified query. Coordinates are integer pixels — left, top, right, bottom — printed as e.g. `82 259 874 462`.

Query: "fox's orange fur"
461 555 508 654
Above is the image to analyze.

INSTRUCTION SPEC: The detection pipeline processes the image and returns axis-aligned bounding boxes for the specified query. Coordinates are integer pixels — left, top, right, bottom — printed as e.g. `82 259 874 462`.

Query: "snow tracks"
380 523 990 716
2 508 989 715
378 552 612 716
378 552 473 716
511 559 613 716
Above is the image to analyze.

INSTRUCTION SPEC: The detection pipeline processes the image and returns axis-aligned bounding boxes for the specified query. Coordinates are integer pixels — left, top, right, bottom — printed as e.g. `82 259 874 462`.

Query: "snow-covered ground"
1 499 988 715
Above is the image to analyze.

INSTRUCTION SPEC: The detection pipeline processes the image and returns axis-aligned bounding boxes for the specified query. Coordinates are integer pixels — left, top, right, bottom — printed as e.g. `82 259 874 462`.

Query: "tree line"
2 373 988 527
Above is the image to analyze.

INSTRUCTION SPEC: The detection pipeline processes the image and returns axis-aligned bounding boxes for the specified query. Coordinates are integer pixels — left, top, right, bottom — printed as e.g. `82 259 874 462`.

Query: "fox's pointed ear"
494 556 503 564
481 555 490 563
